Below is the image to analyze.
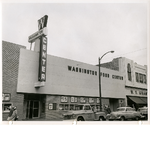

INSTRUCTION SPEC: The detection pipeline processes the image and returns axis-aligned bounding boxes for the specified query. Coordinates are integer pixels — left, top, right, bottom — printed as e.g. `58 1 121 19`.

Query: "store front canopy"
128 96 147 104
140 97 147 103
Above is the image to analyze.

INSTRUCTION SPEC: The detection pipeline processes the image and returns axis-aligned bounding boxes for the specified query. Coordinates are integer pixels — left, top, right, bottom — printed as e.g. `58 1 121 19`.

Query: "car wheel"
77 117 84 121
120 116 125 121
99 116 105 121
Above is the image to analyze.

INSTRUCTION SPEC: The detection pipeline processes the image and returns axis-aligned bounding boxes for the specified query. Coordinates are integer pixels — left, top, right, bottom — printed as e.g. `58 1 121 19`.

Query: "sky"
1 2 148 66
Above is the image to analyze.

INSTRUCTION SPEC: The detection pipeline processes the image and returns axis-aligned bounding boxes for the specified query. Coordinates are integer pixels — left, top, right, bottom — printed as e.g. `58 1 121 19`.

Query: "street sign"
28 27 48 43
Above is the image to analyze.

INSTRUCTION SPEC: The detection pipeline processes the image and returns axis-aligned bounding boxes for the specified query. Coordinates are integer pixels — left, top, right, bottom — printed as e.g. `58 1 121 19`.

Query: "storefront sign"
2 93 11 101
68 66 97 76
61 96 68 103
38 36 47 82
48 103 53 110
28 27 47 43
130 90 147 96
80 97 86 103
97 98 100 104
38 15 48 30
112 75 123 80
89 98 95 103
119 100 123 104
71 97 78 103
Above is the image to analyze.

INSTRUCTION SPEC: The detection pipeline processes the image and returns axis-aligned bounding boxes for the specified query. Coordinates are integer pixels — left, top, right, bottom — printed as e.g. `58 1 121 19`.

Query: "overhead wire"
102 48 147 61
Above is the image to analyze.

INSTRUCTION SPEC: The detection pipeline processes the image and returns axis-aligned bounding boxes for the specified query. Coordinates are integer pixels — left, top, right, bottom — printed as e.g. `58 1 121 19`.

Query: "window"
2 103 12 112
135 73 146 84
143 75 146 84
127 63 132 81
139 74 143 83
135 72 139 82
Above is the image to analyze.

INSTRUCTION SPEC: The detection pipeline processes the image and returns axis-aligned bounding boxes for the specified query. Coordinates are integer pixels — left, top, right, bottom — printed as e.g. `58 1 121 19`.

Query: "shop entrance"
26 100 40 119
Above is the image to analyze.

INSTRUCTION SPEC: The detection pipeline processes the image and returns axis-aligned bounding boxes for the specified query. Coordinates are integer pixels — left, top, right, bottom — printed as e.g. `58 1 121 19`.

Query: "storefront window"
64 104 69 110
70 105 75 110
59 104 64 110
2 103 12 112
59 104 69 110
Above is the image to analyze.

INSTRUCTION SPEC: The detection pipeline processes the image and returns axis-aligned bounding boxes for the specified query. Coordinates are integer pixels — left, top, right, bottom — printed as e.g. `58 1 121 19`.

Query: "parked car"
62 104 106 121
138 106 148 120
107 107 145 121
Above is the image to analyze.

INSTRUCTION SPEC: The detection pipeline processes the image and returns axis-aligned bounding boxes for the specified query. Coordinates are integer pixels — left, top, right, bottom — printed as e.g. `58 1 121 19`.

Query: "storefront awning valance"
128 96 147 104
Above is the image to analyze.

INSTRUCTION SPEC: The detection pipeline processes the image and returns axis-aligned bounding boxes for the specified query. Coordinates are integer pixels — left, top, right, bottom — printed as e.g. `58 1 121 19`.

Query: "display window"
59 104 69 110
70 104 75 110
2 102 13 112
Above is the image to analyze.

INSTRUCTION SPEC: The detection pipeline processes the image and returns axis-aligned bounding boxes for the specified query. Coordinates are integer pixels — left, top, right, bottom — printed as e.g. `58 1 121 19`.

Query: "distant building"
101 57 147 110
2 41 147 121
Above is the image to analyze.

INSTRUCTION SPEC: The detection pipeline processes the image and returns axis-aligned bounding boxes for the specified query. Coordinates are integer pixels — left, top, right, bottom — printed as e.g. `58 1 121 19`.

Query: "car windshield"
117 108 125 111
74 105 84 110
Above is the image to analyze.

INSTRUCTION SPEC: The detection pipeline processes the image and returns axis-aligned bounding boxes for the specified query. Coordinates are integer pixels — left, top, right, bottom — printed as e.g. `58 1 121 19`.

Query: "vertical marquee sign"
28 15 48 87
38 36 47 81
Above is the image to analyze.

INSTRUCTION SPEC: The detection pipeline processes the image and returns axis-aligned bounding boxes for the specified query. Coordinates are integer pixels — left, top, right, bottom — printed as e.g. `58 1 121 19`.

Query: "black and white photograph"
1 1 149 124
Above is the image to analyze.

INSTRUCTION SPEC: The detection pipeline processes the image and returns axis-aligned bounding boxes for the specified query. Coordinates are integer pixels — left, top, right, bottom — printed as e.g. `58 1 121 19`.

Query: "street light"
99 50 114 111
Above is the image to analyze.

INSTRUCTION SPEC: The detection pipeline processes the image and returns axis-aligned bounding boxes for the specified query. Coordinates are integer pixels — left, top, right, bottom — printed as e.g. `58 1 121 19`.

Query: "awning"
140 97 147 103
128 97 147 104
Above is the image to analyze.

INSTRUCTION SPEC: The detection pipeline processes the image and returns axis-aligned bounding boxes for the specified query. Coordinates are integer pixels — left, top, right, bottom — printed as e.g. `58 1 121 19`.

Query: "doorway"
26 100 40 119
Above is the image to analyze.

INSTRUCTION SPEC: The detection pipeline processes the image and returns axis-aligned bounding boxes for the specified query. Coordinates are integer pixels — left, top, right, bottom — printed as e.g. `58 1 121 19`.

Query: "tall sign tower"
28 15 48 87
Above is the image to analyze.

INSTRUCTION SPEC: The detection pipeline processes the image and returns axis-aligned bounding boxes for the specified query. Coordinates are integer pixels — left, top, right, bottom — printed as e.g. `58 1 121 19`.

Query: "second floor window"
135 72 139 82
127 63 132 81
135 72 147 84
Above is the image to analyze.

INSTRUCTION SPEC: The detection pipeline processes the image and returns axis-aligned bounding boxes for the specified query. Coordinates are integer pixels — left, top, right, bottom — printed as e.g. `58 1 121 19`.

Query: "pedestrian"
107 105 111 114
104 105 111 121
7 106 14 121
7 106 18 121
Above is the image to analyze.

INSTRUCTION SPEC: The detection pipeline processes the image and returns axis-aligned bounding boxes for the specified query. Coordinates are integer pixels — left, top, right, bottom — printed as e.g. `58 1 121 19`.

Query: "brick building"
2 41 147 121
2 41 26 120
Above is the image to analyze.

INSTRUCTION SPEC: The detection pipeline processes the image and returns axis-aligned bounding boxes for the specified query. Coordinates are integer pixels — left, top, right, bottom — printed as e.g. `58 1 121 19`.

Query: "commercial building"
2 41 147 121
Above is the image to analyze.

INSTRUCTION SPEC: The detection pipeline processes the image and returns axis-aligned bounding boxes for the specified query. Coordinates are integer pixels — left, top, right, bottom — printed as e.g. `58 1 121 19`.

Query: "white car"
108 107 145 121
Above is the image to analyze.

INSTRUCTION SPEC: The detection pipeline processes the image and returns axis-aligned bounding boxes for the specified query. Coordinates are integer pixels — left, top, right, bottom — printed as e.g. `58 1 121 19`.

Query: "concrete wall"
17 48 125 99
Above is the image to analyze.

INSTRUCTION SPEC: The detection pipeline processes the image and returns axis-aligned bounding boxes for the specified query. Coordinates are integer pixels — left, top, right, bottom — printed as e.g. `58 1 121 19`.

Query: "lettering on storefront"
68 66 124 81
71 97 78 103
130 90 147 96
68 66 97 76
112 75 123 80
60 96 68 103
38 36 47 81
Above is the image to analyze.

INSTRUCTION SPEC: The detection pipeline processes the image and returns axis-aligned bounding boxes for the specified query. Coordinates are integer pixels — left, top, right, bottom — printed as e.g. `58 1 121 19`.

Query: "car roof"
139 107 147 109
75 104 90 106
117 107 133 109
